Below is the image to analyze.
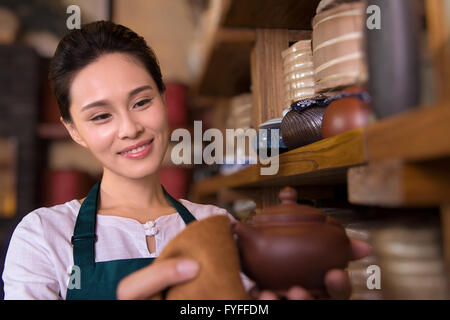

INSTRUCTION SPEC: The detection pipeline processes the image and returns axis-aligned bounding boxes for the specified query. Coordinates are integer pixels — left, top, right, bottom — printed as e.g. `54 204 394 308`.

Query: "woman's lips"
118 139 154 159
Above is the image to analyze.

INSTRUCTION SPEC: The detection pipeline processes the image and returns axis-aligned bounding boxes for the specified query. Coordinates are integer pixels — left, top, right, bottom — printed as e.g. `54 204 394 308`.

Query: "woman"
2 21 370 300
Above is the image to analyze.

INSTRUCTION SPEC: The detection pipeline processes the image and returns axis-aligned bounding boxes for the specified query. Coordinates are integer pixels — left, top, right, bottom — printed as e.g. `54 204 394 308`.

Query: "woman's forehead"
70 53 156 108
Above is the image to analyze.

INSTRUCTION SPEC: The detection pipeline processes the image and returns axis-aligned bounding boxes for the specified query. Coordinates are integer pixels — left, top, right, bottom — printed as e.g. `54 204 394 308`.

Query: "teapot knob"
279 187 298 204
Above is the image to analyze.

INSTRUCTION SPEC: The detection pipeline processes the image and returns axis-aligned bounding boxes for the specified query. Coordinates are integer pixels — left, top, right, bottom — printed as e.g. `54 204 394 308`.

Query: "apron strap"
161 185 196 225
71 181 100 267
72 182 196 267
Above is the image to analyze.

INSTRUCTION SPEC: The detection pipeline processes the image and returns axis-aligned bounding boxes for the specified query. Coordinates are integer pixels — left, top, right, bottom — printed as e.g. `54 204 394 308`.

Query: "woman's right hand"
116 258 200 300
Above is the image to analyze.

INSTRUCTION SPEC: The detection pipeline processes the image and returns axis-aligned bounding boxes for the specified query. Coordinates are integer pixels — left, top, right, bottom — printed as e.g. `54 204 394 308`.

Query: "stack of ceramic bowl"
220 94 256 176
372 221 449 300
281 40 315 108
226 93 253 130
345 221 384 300
312 2 368 93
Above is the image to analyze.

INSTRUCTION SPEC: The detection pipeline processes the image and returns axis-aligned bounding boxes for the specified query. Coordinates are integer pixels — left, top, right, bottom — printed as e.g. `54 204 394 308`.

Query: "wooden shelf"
192 102 450 201
191 0 315 98
348 101 450 207
193 28 255 97
192 128 366 199
348 158 450 207
221 0 321 29
192 29 311 98
367 101 450 162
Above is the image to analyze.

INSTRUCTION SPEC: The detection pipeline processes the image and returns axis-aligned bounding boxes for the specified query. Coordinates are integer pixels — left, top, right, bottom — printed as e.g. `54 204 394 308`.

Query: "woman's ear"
60 116 88 148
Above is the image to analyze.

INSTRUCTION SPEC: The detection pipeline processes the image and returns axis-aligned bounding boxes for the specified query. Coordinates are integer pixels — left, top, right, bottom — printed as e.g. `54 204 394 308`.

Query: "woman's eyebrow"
81 85 153 112
81 99 110 112
128 85 153 99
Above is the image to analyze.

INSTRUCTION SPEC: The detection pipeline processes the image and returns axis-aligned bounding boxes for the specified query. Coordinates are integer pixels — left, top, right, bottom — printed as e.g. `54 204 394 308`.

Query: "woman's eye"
90 114 110 121
134 98 152 108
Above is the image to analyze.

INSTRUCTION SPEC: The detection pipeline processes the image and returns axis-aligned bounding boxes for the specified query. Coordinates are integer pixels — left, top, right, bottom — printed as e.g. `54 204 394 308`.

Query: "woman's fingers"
286 286 313 300
350 238 372 261
258 290 279 300
116 258 199 300
324 269 352 300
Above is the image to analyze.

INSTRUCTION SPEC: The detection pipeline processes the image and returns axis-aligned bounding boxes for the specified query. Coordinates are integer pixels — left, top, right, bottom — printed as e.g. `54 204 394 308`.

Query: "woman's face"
63 52 169 180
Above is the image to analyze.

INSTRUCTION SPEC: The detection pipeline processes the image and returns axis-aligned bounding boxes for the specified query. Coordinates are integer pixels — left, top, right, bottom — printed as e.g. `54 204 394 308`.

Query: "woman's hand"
116 258 199 300
250 238 372 300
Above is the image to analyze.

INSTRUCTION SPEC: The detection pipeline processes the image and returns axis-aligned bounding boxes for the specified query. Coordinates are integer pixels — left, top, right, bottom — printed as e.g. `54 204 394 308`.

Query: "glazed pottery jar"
321 96 371 139
233 187 351 292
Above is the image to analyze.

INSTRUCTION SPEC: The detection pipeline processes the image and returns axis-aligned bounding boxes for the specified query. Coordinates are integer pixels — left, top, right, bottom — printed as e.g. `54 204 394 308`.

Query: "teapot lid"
259 187 325 220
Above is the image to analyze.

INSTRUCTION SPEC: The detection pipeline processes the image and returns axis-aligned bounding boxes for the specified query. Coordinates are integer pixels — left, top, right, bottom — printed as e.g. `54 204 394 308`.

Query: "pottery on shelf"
321 96 371 138
233 187 351 292
280 105 326 150
312 2 367 93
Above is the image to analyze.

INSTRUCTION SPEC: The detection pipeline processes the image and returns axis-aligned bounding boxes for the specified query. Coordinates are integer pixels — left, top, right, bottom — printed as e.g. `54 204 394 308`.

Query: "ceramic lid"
255 187 325 223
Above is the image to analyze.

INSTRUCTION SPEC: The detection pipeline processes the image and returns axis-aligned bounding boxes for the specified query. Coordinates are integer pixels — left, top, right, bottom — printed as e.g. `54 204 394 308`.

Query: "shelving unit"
188 0 450 293
193 103 450 201
192 128 366 199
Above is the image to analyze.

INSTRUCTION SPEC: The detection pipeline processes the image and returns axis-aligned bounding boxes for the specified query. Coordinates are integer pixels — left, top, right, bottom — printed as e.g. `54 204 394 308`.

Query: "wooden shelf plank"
222 0 321 29
367 102 450 162
193 28 311 98
192 128 366 198
348 158 450 207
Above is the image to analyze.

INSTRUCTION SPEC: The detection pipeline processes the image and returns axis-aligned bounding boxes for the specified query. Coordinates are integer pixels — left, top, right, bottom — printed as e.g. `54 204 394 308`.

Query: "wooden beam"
216 28 255 42
251 29 289 128
367 102 450 162
288 30 312 42
425 0 450 102
222 0 321 29
348 158 450 207
425 0 447 59
192 128 366 198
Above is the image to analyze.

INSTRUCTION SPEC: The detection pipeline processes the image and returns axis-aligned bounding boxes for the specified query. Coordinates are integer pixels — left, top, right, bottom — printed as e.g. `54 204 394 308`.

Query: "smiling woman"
1 20 367 301
1 20 253 300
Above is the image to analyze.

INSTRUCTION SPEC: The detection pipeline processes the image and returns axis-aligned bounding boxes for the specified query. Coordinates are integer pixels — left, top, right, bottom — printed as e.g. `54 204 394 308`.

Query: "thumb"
117 258 199 300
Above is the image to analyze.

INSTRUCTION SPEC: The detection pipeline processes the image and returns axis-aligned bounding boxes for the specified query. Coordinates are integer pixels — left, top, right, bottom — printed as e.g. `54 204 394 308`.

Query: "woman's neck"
98 168 171 212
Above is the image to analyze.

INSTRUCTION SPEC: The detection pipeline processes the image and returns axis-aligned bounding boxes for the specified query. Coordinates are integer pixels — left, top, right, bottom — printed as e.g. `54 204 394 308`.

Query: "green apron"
66 181 196 300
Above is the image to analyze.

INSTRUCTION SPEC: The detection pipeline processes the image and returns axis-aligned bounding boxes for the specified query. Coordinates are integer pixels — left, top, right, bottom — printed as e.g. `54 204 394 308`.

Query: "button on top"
143 221 158 236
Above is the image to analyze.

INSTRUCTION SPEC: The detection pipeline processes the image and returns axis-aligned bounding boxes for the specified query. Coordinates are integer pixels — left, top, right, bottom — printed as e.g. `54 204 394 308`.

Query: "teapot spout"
232 221 258 242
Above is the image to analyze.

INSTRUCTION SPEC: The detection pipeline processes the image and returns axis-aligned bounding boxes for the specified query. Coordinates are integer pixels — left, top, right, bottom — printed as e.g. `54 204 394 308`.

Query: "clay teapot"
233 187 351 292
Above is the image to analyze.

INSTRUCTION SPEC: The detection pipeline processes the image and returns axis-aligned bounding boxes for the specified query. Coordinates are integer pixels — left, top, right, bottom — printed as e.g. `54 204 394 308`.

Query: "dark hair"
49 20 165 123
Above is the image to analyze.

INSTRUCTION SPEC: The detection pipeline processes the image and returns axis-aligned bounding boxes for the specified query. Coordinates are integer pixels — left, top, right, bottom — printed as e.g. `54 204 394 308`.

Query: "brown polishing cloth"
150 215 251 300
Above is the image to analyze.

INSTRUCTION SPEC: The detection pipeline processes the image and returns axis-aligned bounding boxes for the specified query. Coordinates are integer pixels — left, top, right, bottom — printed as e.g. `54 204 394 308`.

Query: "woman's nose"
117 113 144 139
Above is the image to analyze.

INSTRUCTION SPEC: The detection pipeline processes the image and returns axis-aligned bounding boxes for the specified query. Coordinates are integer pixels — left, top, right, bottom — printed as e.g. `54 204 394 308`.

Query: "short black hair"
49 20 165 123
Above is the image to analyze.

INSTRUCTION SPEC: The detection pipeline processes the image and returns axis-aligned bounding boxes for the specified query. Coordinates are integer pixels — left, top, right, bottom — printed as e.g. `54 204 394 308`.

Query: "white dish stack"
281 40 315 108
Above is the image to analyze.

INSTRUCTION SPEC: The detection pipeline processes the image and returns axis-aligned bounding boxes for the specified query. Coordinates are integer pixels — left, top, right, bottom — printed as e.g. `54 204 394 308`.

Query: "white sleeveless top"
2 199 254 299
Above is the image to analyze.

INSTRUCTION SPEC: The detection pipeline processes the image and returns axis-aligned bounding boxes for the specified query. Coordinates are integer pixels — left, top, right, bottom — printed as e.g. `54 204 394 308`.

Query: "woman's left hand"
250 238 372 300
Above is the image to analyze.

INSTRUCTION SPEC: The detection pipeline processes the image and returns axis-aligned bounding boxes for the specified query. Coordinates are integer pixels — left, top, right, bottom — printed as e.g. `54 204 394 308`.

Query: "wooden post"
250 29 289 129
425 0 450 102
425 0 447 59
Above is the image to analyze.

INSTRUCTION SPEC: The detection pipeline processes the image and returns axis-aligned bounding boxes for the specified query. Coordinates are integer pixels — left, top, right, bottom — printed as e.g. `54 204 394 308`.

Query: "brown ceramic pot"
321 97 371 139
233 187 351 292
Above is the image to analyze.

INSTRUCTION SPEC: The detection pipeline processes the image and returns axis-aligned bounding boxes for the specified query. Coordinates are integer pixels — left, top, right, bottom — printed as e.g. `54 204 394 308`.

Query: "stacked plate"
281 40 315 107
372 222 449 300
226 93 253 130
